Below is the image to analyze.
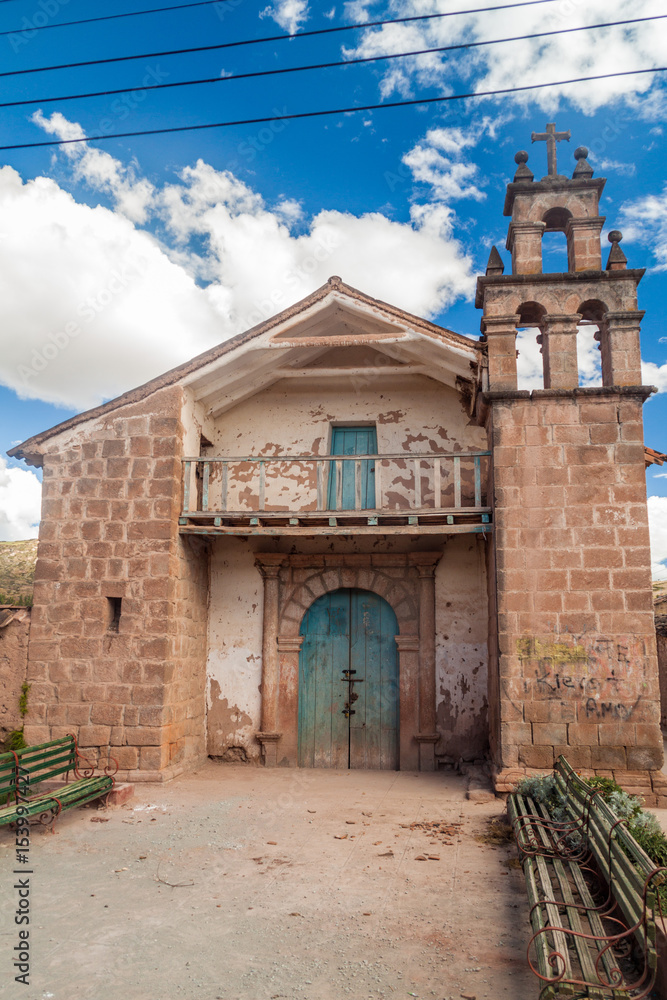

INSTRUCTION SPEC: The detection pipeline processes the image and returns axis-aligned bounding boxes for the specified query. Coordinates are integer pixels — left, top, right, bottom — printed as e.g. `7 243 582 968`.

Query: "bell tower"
477 125 665 800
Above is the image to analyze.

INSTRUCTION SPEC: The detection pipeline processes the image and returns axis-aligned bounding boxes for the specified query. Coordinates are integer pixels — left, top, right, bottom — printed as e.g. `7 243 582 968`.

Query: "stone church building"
10 126 664 797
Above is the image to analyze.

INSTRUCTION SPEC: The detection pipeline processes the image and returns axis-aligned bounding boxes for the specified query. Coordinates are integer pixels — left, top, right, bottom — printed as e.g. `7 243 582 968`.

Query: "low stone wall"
0 608 30 742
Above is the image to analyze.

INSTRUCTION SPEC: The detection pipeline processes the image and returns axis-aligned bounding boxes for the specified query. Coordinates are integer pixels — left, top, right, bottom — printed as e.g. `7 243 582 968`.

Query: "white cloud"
32 111 155 224
342 0 667 114
594 158 636 177
0 459 41 541
648 496 667 580
0 164 222 410
260 0 309 34
402 124 488 202
620 182 667 270
0 114 477 412
161 159 476 329
642 360 667 392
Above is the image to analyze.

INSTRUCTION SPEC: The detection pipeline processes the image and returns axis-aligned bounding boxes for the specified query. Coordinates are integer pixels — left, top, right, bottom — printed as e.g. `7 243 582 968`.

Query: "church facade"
11 126 665 798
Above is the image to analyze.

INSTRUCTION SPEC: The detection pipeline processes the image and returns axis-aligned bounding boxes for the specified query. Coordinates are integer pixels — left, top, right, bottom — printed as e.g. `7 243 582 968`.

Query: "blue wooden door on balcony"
327 426 377 510
298 588 399 769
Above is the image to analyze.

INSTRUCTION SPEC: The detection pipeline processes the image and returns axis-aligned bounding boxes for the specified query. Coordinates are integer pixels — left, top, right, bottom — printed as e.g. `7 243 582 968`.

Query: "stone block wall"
487 387 663 794
23 385 210 780
0 610 30 742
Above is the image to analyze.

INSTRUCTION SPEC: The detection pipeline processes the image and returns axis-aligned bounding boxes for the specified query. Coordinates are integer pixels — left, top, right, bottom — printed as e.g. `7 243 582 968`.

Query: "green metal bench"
508 755 665 999
0 735 116 828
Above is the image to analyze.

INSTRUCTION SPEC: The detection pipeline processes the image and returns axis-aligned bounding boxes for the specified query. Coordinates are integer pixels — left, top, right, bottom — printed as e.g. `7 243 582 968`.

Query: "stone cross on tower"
531 122 571 176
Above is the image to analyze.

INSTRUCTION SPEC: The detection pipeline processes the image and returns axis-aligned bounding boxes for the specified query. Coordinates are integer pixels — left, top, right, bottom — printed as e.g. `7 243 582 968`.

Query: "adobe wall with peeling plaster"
206 533 489 764
0 612 30 741
201 375 489 764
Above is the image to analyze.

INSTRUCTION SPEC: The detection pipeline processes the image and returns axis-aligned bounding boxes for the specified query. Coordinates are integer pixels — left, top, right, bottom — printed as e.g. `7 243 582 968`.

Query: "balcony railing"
179 452 491 535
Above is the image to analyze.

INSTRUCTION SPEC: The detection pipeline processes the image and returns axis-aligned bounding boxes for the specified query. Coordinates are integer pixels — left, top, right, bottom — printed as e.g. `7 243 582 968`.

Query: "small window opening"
107 596 122 633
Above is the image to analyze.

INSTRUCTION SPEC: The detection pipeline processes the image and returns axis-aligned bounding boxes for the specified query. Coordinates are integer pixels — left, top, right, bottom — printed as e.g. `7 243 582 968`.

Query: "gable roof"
9 276 482 464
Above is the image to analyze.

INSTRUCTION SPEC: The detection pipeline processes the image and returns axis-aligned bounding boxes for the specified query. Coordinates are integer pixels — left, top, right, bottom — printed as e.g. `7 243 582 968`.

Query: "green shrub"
2 729 26 753
18 682 30 718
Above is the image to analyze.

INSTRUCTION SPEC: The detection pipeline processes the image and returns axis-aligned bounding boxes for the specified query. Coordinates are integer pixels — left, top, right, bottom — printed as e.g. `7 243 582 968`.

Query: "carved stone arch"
279 564 418 639
577 298 608 323
516 300 547 328
542 207 573 232
255 552 440 771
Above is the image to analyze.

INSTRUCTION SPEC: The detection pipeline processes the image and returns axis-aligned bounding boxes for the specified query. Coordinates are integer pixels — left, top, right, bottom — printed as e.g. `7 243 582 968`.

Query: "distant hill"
654 580 667 601
0 539 38 605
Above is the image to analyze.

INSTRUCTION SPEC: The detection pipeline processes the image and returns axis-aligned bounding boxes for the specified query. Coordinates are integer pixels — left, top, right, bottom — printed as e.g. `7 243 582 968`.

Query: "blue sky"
0 0 666 569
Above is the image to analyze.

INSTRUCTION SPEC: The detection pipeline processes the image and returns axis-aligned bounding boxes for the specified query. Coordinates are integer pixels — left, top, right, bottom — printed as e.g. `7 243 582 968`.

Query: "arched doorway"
298 588 399 769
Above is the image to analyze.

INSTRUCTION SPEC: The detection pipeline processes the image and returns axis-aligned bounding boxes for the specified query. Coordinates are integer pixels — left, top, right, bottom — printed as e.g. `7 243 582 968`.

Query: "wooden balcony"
178 452 492 536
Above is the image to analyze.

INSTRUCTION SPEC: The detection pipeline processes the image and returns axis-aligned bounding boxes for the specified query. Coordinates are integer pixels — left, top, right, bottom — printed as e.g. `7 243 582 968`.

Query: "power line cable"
0 0 570 79
0 0 244 38
2 15 663 109
2 65 663 151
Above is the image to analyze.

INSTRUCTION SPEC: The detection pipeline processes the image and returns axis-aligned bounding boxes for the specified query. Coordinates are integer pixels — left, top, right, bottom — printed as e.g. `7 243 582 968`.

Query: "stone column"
395 635 420 771
565 217 604 271
539 314 580 389
409 553 441 771
506 221 545 275
276 634 304 766
481 316 519 391
255 554 286 766
598 310 644 387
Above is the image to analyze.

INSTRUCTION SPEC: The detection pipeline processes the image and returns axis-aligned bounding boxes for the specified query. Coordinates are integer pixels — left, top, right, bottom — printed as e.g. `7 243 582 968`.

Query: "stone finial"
573 145 594 179
328 275 342 286
605 230 627 271
485 245 505 275
513 150 533 182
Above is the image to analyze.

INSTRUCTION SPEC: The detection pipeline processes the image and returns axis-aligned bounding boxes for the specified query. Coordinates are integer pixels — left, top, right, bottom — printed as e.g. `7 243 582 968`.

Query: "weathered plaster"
207 540 263 759
0 612 30 740
198 378 487 513
206 534 490 765
435 536 489 761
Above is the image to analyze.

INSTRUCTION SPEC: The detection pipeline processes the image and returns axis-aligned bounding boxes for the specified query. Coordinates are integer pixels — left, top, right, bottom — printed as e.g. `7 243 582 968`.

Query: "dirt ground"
1 765 546 1000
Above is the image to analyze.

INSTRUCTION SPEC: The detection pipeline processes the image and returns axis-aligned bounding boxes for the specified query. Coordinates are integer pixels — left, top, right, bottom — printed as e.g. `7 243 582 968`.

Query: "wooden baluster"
336 460 343 511
183 461 191 512
413 458 421 509
202 462 210 512
355 459 362 511
259 461 266 512
316 461 324 511
433 458 441 510
221 462 228 512
474 455 482 508
375 459 382 510
454 456 461 509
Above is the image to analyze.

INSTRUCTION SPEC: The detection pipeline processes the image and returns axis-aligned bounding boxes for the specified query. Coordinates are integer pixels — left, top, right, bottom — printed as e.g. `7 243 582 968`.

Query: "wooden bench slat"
0 776 113 826
530 800 605 991
560 797 654 950
509 758 664 999
533 799 624 993
0 737 115 828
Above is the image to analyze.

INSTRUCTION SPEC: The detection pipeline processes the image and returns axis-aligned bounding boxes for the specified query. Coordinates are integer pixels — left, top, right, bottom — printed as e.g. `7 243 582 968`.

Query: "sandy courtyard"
1 765 539 1000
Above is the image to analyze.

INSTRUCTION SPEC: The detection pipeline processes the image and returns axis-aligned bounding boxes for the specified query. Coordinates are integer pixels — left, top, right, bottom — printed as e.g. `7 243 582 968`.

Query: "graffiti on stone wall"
516 636 650 721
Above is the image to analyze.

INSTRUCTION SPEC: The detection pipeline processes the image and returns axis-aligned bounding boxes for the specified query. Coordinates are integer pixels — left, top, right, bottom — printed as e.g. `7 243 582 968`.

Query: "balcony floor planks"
179 521 493 537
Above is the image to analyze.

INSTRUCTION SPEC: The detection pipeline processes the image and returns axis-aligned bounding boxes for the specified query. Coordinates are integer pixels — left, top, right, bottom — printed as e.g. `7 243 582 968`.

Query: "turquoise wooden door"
298 589 399 769
327 426 377 510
